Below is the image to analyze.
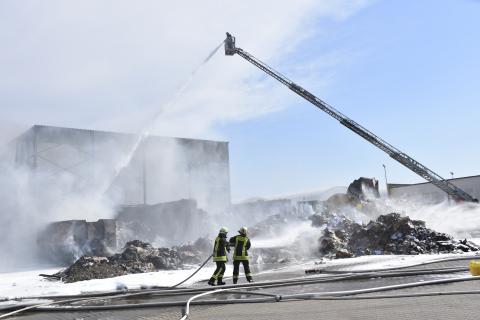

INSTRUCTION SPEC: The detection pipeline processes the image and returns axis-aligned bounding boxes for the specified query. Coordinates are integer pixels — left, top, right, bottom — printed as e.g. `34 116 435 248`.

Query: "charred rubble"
37 199 211 265
320 177 380 211
234 177 480 263
312 212 479 258
51 239 211 283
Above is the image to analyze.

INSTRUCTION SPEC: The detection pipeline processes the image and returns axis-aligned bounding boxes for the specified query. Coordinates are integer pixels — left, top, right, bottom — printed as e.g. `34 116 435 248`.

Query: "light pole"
447 172 454 204
383 164 389 197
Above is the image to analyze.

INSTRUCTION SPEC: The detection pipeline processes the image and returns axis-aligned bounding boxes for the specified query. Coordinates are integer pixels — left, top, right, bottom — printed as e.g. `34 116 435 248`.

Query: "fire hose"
0 255 478 319
2 276 479 319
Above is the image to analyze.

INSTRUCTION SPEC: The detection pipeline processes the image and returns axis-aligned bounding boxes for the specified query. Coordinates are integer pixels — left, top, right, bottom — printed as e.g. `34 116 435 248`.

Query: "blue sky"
0 0 479 202
221 0 480 200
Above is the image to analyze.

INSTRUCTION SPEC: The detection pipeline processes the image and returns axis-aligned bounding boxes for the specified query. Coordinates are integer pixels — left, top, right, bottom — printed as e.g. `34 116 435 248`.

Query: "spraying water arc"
102 40 225 196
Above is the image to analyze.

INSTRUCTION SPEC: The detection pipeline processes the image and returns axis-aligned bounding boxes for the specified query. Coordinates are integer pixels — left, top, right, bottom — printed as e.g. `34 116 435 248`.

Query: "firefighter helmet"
219 227 229 234
239 226 248 235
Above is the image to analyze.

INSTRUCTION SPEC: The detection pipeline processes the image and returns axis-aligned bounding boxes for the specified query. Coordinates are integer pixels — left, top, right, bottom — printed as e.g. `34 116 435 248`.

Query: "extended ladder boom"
224 33 476 202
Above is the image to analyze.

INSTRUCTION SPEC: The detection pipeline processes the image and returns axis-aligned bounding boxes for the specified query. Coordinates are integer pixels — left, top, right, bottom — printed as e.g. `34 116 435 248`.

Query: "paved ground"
7 307 182 320
6 258 480 320
189 293 480 320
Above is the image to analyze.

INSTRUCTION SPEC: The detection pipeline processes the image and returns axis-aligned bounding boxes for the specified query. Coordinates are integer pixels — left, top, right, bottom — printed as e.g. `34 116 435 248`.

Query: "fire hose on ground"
9 276 478 319
1 255 479 319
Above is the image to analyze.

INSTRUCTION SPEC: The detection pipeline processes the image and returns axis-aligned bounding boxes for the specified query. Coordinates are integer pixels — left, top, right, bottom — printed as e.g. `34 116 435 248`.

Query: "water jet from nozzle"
103 39 225 194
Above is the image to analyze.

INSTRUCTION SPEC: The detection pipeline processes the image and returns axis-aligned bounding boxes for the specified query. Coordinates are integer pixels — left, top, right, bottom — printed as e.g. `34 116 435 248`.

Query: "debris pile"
321 177 381 213
347 177 380 201
312 212 479 258
52 239 211 283
173 237 211 265
37 199 212 265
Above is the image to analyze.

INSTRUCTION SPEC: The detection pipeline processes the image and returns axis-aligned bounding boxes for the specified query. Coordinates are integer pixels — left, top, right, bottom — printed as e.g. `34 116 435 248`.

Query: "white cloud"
0 0 371 139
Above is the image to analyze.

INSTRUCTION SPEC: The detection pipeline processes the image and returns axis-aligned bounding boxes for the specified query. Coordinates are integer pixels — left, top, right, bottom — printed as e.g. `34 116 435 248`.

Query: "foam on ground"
2 252 479 303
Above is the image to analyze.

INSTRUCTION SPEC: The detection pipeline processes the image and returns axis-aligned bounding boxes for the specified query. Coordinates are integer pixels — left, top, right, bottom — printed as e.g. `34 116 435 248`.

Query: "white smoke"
245 193 480 263
0 0 373 270
0 159 115 271
254 220 317 248
382 198 480 239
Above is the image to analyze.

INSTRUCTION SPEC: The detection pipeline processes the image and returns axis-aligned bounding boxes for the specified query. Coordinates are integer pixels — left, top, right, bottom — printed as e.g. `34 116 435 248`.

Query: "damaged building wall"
37 199 212 264
37 219 117 264
116 199 212 246
11 125 231 214
10 125 230 265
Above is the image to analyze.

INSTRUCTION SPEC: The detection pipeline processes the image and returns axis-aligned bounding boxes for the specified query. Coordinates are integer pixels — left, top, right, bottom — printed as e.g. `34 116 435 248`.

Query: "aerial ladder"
224 32 477 202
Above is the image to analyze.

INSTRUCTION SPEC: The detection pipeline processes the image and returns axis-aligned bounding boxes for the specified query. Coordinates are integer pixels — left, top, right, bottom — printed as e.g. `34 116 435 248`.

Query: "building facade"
10 125 231 214
389 175 480 204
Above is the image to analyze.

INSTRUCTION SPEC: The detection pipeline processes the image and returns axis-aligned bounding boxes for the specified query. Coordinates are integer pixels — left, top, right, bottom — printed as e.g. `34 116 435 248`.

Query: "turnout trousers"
233 260 252 284
209 261 226 284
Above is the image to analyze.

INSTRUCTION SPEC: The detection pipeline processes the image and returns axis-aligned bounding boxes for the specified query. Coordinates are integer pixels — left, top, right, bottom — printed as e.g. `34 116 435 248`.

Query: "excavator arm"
224 32 477 202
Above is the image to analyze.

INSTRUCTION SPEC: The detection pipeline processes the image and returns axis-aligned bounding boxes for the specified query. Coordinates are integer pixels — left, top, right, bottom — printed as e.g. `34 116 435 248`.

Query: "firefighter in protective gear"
229 226 253 284
208 227 230 286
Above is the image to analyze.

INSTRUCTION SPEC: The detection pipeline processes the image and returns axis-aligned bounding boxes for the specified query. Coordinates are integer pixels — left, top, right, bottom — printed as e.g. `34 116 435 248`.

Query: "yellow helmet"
239 226 248 235
219 227 229 234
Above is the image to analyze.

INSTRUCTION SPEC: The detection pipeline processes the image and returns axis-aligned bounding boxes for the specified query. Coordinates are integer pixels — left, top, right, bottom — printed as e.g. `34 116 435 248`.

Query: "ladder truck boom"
224 32 477 202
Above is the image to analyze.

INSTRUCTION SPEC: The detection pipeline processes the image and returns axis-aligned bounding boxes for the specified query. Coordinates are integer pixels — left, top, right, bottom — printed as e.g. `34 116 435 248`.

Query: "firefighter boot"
247 276 254 283
207 278 215 286
217 278 226 285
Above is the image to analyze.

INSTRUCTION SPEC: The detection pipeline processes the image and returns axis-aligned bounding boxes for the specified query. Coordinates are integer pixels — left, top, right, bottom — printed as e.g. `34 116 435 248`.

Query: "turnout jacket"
213 233 229 262
229 235 251 261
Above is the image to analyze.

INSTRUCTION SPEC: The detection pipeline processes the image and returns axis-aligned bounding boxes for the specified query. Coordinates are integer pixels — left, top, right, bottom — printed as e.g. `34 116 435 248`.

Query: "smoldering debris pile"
312 212 479 258
37 199 212 265
321 177 380 211
51 239 211 283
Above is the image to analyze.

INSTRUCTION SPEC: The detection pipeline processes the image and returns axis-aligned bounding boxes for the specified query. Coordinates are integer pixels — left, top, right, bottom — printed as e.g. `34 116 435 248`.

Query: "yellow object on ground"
469 260 480 276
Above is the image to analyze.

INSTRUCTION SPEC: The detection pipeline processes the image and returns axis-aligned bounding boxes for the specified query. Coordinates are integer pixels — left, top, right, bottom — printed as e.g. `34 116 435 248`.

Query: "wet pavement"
5 257 480 320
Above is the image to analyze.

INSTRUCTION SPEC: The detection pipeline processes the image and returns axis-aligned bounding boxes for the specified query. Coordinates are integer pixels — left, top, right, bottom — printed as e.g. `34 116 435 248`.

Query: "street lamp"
447 172 454 204
383 164 389 197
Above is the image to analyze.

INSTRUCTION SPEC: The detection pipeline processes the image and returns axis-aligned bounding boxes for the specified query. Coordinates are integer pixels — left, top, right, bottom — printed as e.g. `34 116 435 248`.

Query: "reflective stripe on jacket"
230 235 251 261
213 235 228 262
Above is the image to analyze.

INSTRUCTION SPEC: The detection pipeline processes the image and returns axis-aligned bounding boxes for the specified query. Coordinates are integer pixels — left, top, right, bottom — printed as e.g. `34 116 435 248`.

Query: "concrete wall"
11 125 231 214
37 219 117 264
37 199 213 264
389 175 480 204
116 199 212 246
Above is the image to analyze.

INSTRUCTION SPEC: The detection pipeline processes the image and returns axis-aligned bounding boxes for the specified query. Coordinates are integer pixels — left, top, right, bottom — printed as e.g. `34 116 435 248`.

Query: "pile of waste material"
51 239 211 283
321 177 380 212
311 212 480 258
173 237 211 265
